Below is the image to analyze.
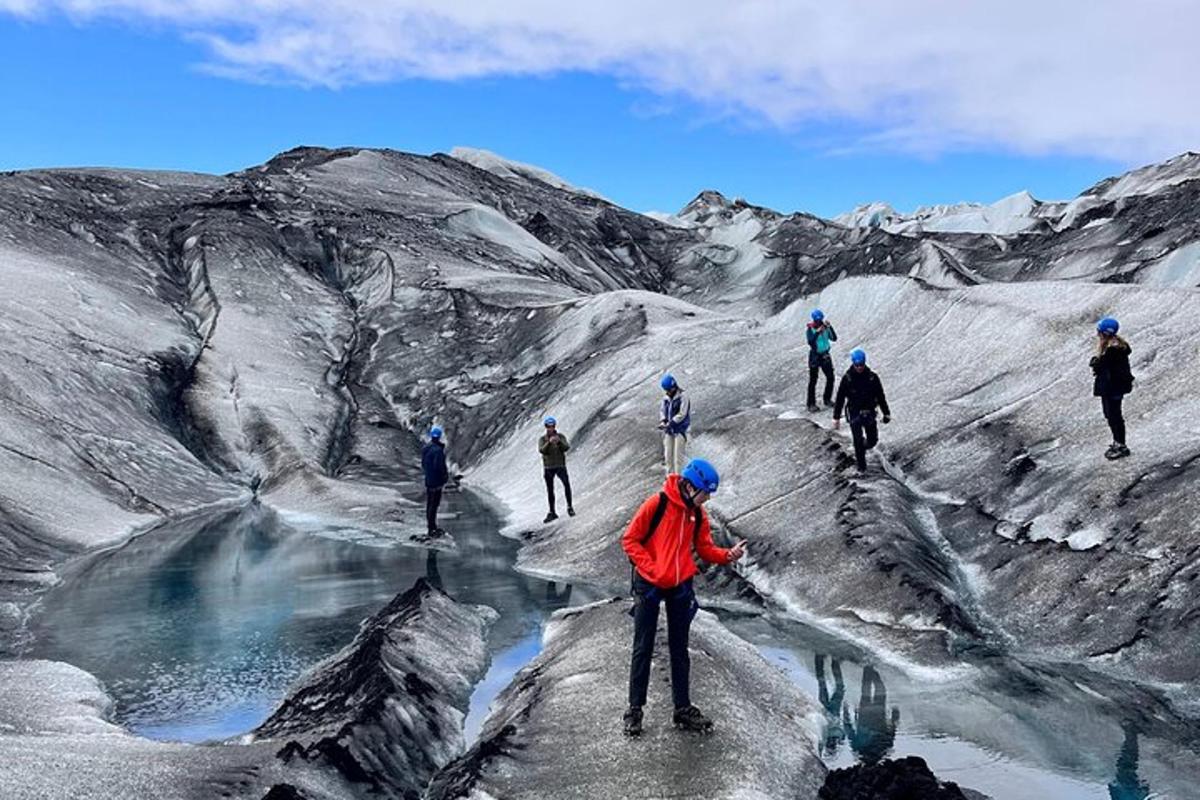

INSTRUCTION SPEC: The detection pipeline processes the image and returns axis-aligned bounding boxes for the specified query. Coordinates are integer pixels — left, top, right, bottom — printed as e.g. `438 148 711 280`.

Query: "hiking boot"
806 404 820 413
567 507 576 517
1106 443 1131 460
672 705 713 733
623 706 643 736
543 512 558 523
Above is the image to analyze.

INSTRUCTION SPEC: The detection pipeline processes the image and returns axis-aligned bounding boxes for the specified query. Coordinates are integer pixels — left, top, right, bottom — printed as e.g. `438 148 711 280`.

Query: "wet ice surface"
22 490 1195 798
27 491 587 744
728 615 1185 800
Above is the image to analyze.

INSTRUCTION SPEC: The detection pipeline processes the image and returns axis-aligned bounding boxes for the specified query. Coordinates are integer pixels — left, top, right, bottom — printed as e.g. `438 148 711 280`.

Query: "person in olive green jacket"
539 416 574 523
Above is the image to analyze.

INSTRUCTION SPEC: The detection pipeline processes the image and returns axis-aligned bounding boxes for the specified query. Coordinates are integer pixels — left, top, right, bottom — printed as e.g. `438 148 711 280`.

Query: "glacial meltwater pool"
26 492 587 743
24 492 1198 798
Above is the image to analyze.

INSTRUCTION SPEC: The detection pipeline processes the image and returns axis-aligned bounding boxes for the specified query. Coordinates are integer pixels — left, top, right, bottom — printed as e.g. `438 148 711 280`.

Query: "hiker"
538 416 574 522
421 426 449 535
659 374 691 475
806 309 838 412
1091 317 1134 460
621 458 746 736
833 348 891 472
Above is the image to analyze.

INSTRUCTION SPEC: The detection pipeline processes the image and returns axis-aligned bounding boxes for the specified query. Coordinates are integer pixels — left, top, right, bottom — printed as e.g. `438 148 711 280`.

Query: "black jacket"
422 441 449 489
833 367 891 419
1092 340 1134 397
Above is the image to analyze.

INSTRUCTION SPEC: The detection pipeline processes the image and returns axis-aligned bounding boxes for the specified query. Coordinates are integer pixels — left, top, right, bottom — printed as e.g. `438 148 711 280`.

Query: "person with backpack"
620 458 746 736
659 374 691 475
1091 317 1134 460
538 416 575 522
833 348 891 473
806 309 838 412
421 426 449 535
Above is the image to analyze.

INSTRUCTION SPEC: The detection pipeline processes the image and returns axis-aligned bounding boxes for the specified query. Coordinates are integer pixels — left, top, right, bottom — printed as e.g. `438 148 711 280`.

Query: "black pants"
1101 395 1126 445
628 575 697 709
807 354 835 407
544 467 572 513
425 487 442 532
849 410 879 471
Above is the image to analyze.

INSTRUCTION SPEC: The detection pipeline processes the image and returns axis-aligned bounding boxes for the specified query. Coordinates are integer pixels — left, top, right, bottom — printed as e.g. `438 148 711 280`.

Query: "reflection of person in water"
545 581 573 610
843 665 900 765
425 550 443 591
814 654 847 757
1109 722 1151 800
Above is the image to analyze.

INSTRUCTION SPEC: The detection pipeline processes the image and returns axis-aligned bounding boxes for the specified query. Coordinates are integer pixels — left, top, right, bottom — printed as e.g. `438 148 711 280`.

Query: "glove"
882 415 891 424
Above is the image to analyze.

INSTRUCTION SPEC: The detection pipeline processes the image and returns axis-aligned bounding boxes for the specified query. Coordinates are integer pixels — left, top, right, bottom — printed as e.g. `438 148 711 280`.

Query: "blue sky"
2 4 1193 218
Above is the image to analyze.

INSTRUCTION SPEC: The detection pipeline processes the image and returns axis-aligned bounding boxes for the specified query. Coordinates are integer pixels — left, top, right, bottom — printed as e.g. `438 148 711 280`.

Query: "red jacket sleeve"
622 496 660 581
693 511 731 565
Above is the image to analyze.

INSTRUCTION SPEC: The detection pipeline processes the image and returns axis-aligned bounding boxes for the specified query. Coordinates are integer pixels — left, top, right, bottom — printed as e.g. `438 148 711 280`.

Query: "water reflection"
28 494 591 743
844 664 900 765
814 654 847 757
1108 723 1151 800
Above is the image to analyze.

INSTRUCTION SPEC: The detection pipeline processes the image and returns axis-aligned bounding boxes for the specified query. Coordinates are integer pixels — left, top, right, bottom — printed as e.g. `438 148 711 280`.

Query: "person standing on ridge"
659 374 691 475
1091 317 1134 460
621 458 746 736
538 416 574 522
806 309 838 412
421 426 449 535
833 349 891 473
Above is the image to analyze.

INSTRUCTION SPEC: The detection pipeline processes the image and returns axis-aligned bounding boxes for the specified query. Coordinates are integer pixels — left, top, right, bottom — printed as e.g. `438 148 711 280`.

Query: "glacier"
1 145 1199 798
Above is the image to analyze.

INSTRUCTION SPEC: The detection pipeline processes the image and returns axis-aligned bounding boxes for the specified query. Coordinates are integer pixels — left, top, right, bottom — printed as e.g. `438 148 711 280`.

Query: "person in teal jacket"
806 309 838 412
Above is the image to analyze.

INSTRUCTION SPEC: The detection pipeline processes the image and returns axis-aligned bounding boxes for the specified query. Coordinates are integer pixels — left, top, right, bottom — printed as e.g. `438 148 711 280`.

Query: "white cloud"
6 1 1200 160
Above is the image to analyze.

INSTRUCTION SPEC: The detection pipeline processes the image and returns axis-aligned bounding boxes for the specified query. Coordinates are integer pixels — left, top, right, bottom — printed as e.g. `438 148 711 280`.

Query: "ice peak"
448 146 606 200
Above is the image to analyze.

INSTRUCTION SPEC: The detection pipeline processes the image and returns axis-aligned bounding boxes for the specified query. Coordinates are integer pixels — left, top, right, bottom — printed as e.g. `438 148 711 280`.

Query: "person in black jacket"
1091 317 1134 460
833 348 891 472
421 426 449 534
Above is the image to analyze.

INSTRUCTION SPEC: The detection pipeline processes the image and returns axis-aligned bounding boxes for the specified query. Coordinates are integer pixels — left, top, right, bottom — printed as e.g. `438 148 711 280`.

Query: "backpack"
629 491 704 583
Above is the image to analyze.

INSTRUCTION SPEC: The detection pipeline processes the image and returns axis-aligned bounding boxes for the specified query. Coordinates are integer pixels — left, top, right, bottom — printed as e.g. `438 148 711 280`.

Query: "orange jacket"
622 475 732 589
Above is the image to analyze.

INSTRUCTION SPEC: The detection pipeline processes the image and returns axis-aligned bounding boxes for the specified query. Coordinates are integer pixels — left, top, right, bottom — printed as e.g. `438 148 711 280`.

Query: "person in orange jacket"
620 458 746 736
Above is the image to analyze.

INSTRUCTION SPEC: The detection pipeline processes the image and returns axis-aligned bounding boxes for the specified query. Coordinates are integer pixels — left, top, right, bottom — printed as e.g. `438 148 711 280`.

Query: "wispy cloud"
5 1 1199 160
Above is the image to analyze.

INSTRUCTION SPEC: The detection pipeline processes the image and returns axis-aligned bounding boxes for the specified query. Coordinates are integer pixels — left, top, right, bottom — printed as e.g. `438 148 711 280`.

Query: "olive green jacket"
538 433 570 469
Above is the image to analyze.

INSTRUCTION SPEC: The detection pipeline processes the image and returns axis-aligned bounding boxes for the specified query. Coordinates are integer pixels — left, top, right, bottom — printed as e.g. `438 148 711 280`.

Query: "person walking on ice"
421 426 449 536
538 416 574 522
659 374 691 475
806 309 838 412
621 458 746 736
833 349 891 473
1091 317 1134 460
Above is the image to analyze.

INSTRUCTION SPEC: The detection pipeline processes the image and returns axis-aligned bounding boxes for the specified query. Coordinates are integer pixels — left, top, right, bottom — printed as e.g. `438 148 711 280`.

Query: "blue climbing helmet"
850 348 867 365
1097 317 1120 336
543 416 557 427
660 374 677 391
681 458 720 495
429 426 443 440
811 308 825 322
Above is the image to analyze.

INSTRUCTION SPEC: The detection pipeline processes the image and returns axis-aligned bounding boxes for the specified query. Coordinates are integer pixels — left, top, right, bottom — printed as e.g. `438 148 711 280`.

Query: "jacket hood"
1105 337 1131 353
661 474 691 510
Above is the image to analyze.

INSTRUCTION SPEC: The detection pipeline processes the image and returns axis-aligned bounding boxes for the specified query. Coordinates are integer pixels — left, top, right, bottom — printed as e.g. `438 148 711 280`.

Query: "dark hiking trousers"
629 574 698 709
544 467 573 513
425 487 443 532
1102 395 1126 445
849 409 879 471
808 354 835 407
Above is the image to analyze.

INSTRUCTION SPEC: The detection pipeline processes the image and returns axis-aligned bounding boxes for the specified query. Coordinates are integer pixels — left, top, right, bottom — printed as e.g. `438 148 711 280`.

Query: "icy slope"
467 274 1200 693
427 599 826 800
